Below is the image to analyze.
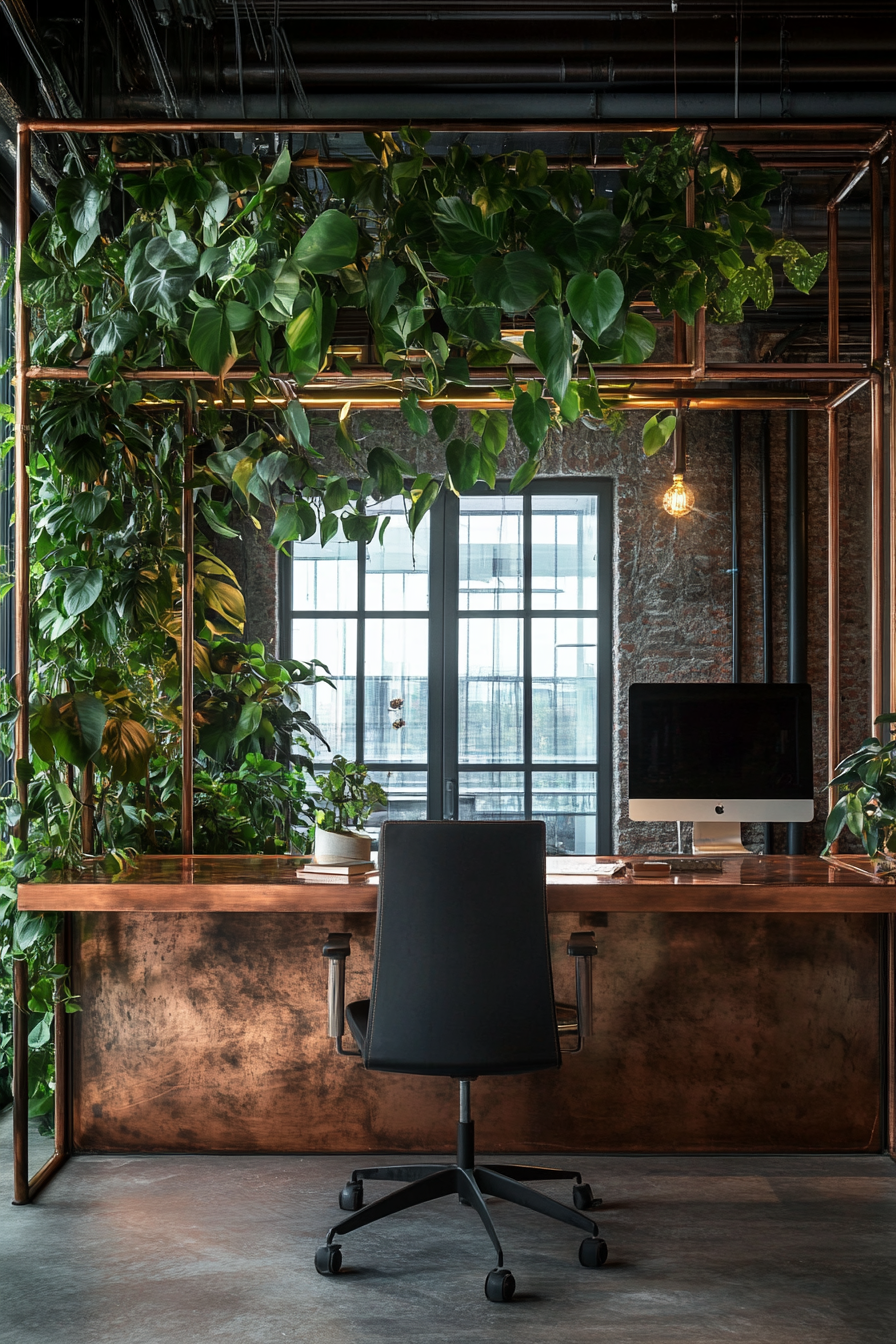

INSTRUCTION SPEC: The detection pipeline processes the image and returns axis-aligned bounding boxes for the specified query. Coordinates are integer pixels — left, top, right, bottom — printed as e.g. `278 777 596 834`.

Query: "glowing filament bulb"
662 472 694 518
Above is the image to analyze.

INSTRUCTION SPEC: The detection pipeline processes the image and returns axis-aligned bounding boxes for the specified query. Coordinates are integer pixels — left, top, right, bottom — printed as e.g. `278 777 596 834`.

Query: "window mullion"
356 534 365 767
523 488 533 822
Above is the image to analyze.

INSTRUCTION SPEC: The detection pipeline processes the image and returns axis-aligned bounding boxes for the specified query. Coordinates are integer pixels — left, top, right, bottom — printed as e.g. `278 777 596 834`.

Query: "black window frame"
281 476 613 852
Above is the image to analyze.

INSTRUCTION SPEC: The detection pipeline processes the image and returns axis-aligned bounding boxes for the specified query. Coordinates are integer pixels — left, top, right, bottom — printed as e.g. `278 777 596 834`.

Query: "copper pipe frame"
181 403 194 857
827 405 840 821
25 362 868 387
870 153 885 732
12 114 891 1190
22 118 892 135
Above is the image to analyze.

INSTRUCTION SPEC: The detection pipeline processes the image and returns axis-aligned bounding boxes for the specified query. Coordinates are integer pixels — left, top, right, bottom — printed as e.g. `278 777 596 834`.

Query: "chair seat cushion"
346 999 370 1051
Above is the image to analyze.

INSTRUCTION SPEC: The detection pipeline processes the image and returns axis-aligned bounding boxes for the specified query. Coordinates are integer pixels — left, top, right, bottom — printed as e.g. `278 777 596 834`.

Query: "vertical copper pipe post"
181 402 194 855
827 406 841 819
51 919 70 1166
889 136 896 721
827 203 840 364
13 124 31 831
870 155 884 730
12 957 29 1203
11 123 31 1207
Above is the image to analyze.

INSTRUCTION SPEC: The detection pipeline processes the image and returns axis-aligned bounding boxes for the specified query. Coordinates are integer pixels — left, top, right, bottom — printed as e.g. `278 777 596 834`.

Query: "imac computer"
628 683 814 854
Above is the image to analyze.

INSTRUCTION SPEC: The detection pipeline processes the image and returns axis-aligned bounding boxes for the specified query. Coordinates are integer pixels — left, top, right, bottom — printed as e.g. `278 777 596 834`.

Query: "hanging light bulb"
662 472 694 518
661 413 693 517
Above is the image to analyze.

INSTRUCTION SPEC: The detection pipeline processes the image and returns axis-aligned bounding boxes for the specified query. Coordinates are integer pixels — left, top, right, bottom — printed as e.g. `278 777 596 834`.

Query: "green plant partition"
0 126 827 1123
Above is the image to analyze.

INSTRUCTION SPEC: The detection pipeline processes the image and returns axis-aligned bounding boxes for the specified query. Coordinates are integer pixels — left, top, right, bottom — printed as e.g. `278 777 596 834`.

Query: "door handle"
444 778 456 821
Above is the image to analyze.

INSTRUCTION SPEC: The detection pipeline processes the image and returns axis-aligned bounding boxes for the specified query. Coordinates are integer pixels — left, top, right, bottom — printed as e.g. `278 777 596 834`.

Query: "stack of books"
295 860 377 885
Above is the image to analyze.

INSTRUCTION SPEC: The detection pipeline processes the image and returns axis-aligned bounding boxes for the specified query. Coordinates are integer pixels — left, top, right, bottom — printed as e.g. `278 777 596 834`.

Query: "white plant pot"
313 827 371 864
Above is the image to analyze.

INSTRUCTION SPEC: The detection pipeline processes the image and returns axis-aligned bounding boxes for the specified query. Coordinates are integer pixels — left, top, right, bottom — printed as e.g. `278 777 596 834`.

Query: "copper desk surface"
16 853 896 913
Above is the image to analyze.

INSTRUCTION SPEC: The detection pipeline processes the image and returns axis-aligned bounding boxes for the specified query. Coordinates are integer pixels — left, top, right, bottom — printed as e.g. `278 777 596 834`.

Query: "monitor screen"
628 683 814 816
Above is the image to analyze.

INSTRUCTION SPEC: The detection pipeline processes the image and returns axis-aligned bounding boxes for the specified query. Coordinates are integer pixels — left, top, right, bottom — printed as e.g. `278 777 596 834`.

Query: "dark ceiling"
1 1 894 124
0 2 891 337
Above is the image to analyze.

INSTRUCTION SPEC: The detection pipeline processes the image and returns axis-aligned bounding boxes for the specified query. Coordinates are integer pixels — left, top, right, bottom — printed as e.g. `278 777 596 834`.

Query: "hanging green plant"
17 128 826 546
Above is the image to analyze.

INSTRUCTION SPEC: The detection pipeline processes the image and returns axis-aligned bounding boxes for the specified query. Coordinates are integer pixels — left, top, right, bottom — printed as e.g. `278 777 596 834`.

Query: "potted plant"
312 756 388 863
823 713 896 869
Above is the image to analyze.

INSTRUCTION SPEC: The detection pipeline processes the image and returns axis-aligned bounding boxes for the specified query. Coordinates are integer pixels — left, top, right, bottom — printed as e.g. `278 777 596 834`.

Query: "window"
283 480 612 854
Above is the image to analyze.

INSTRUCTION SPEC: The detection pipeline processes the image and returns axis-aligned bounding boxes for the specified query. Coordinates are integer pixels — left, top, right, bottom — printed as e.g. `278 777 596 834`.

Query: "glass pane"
459 617 523 763
533 771 597 855
532 617 597 763
366 504 429 611
459 496 523 610
364 618 429 763
458 771 525 820
292 531 357 612
366 770 428 847
291 618 356 761
532 494 598 610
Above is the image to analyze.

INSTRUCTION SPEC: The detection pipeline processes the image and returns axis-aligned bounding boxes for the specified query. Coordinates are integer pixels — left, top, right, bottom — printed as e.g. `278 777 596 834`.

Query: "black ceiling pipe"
787 410 809 857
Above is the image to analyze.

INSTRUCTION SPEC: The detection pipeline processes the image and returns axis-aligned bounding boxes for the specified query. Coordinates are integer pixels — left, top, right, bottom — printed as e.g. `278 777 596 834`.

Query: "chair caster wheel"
573 1182 601 1210
484 1268 516 1302
578 1236 608 1268
338 1180 363 1211
314 1244 343 1275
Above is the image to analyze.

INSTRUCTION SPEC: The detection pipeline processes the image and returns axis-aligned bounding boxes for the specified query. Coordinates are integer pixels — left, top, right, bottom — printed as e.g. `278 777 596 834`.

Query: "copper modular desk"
14 854 896 1181
17 853 896 914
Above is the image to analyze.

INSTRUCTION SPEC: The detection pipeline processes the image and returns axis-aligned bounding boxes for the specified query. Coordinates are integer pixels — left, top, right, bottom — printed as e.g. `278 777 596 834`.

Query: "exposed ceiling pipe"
216 58 896 86
128 0 182 119
0 0 85 165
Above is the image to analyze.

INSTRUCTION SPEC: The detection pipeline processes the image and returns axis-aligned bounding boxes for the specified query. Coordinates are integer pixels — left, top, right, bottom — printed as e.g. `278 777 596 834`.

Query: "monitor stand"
691 821 749 855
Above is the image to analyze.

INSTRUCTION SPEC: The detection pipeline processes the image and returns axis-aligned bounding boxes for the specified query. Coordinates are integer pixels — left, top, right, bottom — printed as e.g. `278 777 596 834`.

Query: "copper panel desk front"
16 854 891 1156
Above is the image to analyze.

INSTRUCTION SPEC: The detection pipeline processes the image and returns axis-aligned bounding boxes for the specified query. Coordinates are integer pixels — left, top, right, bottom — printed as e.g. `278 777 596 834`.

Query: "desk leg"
11 958 28 1203
886 913 895 1157
11 921 72 1205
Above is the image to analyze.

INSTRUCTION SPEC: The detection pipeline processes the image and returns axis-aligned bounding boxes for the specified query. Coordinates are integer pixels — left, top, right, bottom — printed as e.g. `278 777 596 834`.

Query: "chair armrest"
566 931 597 1043
322 932 352 1040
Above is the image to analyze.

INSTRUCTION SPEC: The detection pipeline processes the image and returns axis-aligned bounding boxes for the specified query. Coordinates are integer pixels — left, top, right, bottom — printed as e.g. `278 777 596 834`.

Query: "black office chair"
316 820 607 1302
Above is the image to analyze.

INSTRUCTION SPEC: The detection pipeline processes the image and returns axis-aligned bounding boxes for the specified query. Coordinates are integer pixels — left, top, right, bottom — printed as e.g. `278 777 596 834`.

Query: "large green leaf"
619 311 657 364
642 413 678 456
432 197 502 257
71 486 111 525
269 500 317 550
283 399 311 448
445 438 481 492
512 390 551 453
367 447 405 499
473 251 553 313
529 207 620 271
285 291 323 384
432 404 458 441
64 567 103 616
188 305 234 376
293 211 359 274
89 311 141 358
533 305 573 405
32 691 107 770
400 391 429 435
441 304 501 346
566 270 624 342
56 173 107 236
126 230 199 318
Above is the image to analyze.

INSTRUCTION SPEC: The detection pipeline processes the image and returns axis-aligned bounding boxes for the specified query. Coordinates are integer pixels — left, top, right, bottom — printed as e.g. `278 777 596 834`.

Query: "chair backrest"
364 820 561 1077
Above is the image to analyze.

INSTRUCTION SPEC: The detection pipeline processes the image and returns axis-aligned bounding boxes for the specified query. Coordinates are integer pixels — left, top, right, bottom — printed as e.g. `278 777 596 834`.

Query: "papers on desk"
590 862 627 877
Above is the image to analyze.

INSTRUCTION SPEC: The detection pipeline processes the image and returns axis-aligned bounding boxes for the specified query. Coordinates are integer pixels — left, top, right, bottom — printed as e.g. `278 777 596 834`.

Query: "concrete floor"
2 1113 895 1344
